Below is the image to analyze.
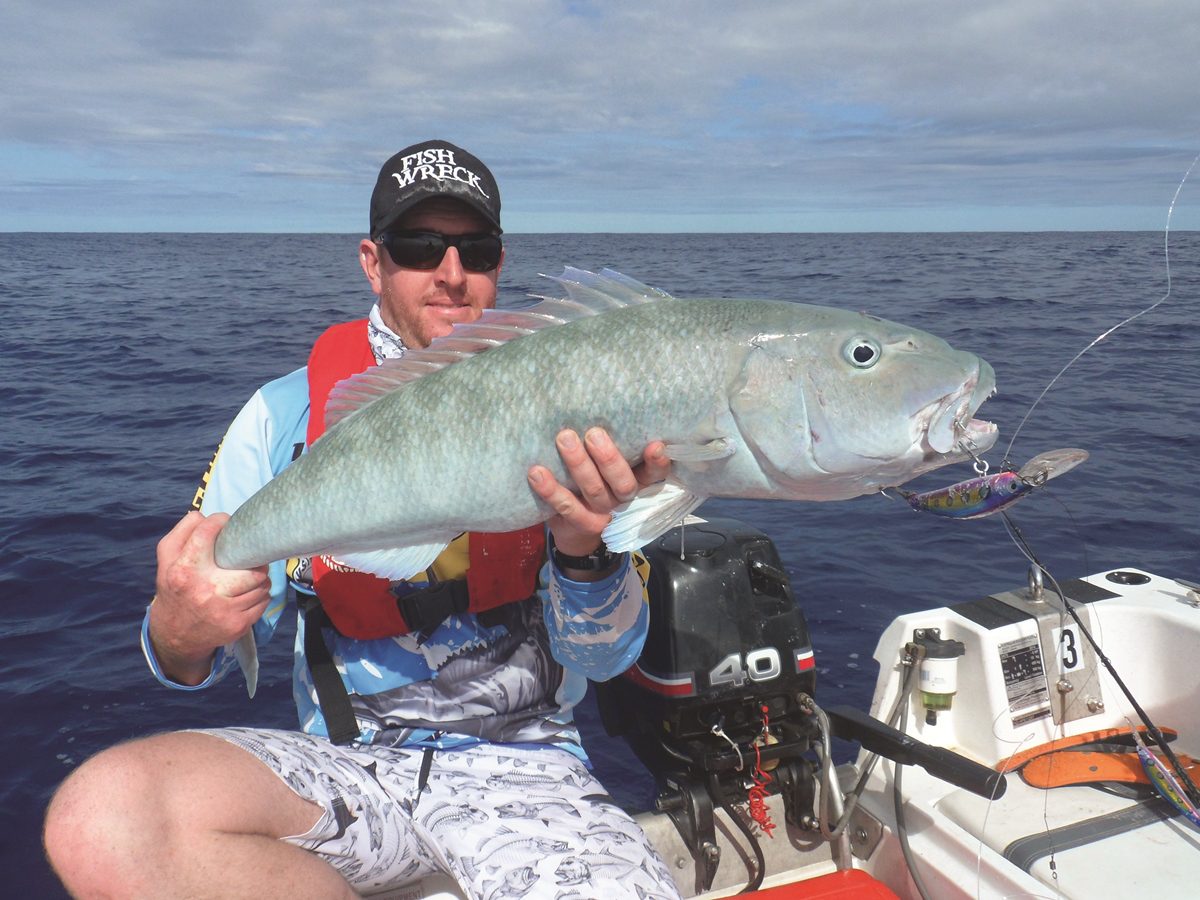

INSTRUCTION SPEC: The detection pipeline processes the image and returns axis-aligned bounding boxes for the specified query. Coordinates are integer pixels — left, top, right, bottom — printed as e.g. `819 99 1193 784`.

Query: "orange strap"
995 725 1178 774
1020 749 1198 789
995 724 1194 791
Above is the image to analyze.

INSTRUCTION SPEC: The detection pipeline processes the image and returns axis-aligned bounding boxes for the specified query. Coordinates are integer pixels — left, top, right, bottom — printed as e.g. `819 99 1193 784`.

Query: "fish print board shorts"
196 727 683 899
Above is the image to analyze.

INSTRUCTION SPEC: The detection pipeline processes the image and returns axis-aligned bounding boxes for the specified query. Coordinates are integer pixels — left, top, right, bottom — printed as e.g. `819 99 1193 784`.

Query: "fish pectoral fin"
661 437 735 462
602 479 706 553
335 539 452 582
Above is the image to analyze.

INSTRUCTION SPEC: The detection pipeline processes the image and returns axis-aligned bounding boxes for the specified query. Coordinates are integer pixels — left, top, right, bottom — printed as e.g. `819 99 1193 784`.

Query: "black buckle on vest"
396 579 470 638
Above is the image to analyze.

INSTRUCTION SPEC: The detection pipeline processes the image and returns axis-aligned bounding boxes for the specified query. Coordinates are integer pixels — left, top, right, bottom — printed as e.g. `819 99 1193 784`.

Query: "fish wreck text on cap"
369 139 502 237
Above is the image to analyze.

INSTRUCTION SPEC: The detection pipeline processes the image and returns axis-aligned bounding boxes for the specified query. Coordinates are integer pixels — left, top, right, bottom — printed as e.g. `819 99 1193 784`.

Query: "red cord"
747 705 777 838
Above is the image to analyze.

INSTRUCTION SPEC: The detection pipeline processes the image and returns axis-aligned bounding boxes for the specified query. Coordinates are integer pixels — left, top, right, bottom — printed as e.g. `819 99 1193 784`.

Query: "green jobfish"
214 268 997 580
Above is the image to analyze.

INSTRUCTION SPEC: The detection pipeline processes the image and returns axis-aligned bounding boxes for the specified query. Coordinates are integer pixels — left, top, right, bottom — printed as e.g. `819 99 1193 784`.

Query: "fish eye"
844 338 880 369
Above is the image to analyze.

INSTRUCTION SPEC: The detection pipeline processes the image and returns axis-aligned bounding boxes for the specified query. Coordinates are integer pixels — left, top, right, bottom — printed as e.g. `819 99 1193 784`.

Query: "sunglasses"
375 230 503 272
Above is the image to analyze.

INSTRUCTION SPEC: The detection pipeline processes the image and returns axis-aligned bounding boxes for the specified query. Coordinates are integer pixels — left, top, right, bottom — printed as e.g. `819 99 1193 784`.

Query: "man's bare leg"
44 731 358 899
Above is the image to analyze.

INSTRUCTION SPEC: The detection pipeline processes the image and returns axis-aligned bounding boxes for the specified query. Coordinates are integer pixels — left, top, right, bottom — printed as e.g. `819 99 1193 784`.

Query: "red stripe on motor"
624 664 695 697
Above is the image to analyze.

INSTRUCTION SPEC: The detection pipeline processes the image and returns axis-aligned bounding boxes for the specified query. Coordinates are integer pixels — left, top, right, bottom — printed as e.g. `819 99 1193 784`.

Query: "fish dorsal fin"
323 316 547 430
324 358 426 431
325 268 671 431
532 267 674 313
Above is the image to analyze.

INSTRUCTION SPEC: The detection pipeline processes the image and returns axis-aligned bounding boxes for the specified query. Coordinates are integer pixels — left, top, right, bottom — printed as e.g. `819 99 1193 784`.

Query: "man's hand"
148 511 271 685
527 428 671 567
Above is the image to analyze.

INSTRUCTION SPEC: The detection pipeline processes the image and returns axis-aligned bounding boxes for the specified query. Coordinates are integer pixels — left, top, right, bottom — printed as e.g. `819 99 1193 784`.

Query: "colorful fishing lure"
902 448 1088 520
1129 725 1200 828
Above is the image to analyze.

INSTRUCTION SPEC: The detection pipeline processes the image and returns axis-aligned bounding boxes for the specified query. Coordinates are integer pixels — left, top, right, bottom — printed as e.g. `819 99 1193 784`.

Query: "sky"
3 1 1199 233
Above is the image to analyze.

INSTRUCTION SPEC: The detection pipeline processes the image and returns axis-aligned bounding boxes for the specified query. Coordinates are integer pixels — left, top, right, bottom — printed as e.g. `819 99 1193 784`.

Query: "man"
44 140 683 900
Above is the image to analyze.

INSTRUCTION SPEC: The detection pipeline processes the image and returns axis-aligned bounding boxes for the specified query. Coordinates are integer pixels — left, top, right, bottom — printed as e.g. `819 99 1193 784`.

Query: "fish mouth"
921 363 999 459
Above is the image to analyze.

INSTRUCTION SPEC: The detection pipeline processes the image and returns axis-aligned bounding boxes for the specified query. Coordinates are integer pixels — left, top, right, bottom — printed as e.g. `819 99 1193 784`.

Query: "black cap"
369 140 501 238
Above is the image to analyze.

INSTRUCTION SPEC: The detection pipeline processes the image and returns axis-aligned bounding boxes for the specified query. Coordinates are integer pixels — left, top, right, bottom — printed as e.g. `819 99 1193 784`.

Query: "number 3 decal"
1059 628 1079 670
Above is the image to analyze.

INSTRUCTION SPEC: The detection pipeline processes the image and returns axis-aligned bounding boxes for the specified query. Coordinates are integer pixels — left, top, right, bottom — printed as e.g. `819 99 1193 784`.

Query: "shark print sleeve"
542 555 650 681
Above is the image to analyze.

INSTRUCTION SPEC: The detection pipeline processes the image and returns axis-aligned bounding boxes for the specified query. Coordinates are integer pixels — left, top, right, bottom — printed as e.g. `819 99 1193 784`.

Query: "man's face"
359 199 503 349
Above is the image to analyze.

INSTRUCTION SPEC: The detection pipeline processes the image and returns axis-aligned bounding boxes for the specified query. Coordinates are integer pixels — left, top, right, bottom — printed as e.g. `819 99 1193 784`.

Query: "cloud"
2 1 1198 230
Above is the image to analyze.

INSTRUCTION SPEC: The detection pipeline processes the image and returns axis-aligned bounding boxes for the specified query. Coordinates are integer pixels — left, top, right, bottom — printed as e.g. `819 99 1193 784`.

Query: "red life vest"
305 318 545 639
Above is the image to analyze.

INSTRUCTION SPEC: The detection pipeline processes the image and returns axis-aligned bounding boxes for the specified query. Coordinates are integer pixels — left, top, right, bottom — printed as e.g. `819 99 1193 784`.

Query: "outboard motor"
594 517 823 890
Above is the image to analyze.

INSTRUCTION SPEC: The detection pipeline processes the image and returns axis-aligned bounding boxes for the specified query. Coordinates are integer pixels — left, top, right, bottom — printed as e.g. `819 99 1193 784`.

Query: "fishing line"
1000 151 1200 467
910 152 1199 514
978 725 1056 900
1043 493 1092 593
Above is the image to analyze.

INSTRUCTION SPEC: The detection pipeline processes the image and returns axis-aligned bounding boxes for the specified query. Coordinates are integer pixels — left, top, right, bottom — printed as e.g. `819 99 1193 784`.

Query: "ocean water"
3 231 1198 897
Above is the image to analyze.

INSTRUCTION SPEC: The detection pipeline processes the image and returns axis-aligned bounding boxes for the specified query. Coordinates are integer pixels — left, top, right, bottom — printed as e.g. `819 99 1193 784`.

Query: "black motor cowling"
595 517 819 779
